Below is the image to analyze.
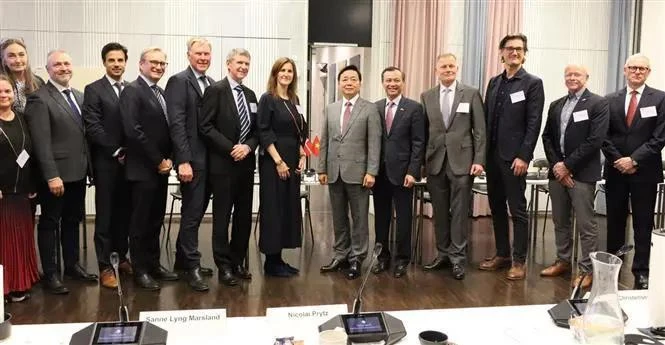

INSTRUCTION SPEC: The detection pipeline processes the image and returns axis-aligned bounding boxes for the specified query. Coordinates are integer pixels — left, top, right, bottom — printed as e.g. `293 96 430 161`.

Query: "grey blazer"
24 81 88 182
421 81 486 176
318 97 382 184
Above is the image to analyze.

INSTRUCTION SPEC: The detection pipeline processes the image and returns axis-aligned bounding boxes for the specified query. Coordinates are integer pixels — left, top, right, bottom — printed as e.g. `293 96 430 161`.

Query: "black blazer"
119 76 172 181
165 67 214 170
542 89 609 183
375 97 425 185
602 85 665 183
82 76 127 162
24 81 88 182
485 67 544 162
198 77 259 175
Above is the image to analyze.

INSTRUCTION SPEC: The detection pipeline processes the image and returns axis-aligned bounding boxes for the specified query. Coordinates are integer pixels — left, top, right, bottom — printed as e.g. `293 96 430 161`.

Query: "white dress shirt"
439 80 457 116
339 93 360 129
106 74 123 97
229 77 249 116
189 66 208 94
624 84 646 115
49 78 82 114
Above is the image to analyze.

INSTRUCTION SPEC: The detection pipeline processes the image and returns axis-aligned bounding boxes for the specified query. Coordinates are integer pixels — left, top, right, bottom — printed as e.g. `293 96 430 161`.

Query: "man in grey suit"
420 53 486 280
25 49 98 295
318 65 382 279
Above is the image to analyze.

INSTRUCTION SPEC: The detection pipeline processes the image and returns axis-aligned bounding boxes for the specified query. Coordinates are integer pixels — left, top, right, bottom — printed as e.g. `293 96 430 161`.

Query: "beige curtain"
483 0 523 90
392 0 448 99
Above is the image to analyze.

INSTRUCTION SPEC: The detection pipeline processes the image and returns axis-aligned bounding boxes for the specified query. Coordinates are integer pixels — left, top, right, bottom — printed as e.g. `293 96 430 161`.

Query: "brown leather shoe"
572 275 593 289
119 261 134 275
540 260 571 277
506 262 526 280
100 268 118 289
479 256 511 271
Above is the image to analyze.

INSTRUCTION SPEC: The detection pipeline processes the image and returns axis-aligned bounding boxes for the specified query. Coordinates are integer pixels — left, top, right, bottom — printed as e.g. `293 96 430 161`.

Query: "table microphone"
110 252 129 322
352 243 383 315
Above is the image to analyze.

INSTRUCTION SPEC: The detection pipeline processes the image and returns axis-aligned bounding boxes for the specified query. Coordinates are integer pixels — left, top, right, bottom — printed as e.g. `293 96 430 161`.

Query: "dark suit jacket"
374 97 425 185
82 76 127 162
165 67 214 170
119 76 172 181
24 81 88 182
542 89 609 183
485 67 544 162
198 77 259 175
602 85 665 183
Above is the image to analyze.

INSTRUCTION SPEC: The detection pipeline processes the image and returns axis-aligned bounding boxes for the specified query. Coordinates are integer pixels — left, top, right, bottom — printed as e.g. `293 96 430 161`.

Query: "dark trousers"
210 171 253 268
175 169 211 269
486 149 529 263
128 176 168 274
373 172 413 263
605 177 657 276
37 179 86 275
93 159 131 269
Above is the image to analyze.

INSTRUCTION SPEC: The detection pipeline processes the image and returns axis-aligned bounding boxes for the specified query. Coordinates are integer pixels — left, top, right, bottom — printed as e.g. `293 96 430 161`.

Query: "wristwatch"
632 159 638 167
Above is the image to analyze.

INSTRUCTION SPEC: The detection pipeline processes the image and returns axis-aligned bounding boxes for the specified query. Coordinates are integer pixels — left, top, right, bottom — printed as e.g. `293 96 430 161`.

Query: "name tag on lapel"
573 110 589 122
456 102 470 113
640 106 657 118
249 103 258 113
510 90 526 103
16 149 30 168
296 105 304 114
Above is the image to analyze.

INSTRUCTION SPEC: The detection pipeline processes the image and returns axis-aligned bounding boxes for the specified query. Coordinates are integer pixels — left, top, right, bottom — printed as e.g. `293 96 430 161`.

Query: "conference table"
3 290 650 344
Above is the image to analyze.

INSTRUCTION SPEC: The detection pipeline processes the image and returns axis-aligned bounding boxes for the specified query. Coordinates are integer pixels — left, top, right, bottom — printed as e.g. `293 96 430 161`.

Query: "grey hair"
226 48 251 64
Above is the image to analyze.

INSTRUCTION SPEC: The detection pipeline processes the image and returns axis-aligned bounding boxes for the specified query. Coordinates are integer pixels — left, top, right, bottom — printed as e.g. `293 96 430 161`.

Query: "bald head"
46 50 73 87
564 64 589 94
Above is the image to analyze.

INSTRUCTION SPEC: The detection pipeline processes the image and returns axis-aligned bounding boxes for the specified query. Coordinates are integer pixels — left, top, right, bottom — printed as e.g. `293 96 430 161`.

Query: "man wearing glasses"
480 33 544 280
602 53 665 290
120 47 178 290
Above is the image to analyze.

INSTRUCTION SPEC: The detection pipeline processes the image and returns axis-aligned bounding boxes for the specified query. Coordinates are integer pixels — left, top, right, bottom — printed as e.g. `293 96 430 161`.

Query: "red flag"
303 138 314 156
312 136 320 156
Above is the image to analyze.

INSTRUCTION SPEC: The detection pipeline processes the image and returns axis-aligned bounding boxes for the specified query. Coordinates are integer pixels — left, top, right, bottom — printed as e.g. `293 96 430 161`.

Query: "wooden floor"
5 188 639 324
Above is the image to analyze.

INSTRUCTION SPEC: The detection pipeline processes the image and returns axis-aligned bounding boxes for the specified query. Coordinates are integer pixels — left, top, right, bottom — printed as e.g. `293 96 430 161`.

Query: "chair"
532 158 551 237
163 185 183 249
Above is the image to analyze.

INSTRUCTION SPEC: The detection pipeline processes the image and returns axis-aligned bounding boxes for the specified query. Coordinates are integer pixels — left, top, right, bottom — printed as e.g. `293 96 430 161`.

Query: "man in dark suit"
602 53 665 290
318 65 382 280
199 48 257 286
82 42 133 289
165 38 215 292
541 65 609 289
420 54 486 280
480 33 544 280
371 66 425 278
25 49 98 295
120 47 178 290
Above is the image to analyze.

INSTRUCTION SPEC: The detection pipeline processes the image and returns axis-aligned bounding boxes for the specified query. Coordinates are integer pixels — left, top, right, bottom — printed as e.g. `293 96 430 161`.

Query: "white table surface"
3 290 649 345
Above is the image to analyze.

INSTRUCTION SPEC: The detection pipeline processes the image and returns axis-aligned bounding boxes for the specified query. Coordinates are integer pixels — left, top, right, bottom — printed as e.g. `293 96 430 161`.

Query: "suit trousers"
175 169 211 269
548 179 598 269
128 176 168 274
427 158 472 265
329 179 370 263
486 149 529 262
372 172 413 263
93 158 131 269
210 171 253 268
605 176 656 276
37 179 86 275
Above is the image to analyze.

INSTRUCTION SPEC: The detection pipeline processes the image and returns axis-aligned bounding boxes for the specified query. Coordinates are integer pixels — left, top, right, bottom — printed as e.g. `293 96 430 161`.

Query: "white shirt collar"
439 80 457 93
628 84 646 95
139 74 156 88
190 66 205 80
386 94 402 107
228 77 242 90
342 94 360 106
106 74 123 87
49 79 70 93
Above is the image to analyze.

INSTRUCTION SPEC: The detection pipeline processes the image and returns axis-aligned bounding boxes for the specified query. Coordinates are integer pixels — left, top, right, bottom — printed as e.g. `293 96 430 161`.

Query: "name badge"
510 90 526 104
296 105 304 114
139 309 226 339
250 103 258 113
266 304 348 338
16 149 30 168
640 106 657 118
573 110 589 122
456 102 470 113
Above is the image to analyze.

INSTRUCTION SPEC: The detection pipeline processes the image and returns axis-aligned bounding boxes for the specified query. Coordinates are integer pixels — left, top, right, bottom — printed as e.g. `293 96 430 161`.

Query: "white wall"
640 0 665 91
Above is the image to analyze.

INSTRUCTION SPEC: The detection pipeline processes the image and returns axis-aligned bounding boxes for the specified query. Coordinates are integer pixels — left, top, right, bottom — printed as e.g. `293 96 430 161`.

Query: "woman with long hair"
257 57 307 277
0 38 44 112
0 74 40 302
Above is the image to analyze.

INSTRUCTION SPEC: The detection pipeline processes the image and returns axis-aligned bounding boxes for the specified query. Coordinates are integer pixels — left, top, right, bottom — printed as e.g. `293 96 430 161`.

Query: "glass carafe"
582 251 624 344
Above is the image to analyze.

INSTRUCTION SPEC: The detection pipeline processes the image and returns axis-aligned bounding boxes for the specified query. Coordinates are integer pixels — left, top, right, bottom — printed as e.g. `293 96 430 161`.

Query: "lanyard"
282 100 305 142
0 113 26 157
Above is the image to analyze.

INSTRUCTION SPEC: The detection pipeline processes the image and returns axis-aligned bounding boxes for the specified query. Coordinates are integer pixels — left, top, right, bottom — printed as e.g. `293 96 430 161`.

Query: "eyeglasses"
503 46 524 53
626 66 649 73
146 60 168 67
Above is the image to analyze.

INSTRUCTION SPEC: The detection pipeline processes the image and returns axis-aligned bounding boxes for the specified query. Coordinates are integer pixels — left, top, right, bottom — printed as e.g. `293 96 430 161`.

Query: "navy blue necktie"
234 85 250 143
62 89 82 126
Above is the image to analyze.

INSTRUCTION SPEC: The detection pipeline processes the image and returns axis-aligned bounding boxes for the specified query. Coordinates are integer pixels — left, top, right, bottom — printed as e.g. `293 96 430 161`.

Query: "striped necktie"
234 85 250 143
150 85 168 124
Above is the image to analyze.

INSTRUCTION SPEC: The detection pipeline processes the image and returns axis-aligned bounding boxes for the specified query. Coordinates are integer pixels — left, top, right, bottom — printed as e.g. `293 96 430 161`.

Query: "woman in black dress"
257 57 307 277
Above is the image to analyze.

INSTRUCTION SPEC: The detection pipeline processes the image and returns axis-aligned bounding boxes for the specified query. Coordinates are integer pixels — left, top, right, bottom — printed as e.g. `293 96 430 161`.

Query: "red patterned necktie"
342 101 352 132
626 90 638 127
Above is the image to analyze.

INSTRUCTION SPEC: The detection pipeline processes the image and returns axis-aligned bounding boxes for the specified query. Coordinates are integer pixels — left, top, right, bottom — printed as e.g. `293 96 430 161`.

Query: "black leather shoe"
264 263 294 277
281 260 300 274
200 266 213 276
184 267 209 292
452 264 465 280
320 259 349 273
635 274 649 290
347 261 361 280
43 274 69 295
135 272 160 291
218 267 238 286
371 260 390 274
64 264 98 282
423 257 451 271
151 266 179 281
393 262 407 278
233 265 252 280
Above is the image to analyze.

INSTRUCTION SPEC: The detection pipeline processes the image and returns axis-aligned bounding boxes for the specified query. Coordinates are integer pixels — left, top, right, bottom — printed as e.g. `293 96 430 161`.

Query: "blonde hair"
0 38 40 94
140 47 167 61
187 37 211 52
